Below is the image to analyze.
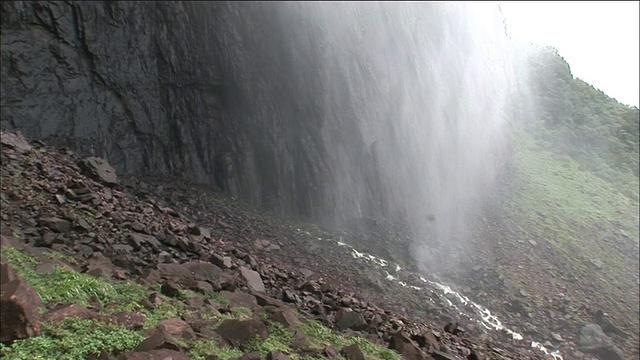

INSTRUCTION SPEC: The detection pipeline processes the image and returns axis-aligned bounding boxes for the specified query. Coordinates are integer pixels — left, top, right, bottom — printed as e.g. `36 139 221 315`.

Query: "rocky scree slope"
0 131 570 359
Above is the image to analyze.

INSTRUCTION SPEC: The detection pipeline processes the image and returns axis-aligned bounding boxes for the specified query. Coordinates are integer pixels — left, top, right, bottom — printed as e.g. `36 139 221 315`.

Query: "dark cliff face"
1 1 224 183
1 1 336 222
1 2 514 235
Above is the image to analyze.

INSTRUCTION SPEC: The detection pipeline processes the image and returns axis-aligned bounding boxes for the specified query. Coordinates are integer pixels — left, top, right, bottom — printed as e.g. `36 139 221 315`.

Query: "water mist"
215 2 519 272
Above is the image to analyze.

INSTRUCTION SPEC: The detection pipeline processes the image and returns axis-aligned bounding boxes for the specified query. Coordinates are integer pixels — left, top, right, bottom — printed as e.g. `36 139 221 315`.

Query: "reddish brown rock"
220 290 261 312
215 319 269 347
84 252 115 278
267 307 300 329
43 304 110 323
156 318 196 340
160 280 182 298
336 308 367 331
0 279 44 344
266 351 290 360
324 344 340 358
135 327 181 352
113 311 147 330
389 332 429 360
117 349 189 360
340 344 365 360
253 292 287 308
1 259 15 284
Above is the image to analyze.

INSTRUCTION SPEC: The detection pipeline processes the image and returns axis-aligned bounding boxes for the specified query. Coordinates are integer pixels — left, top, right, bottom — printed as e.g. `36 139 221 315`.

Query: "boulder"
240 266 266 293
578 324 625 360
78 157 118 186
156 318 196 340
388 332 428 360
0 259 16 284
0 279 44 344
340 344 365 360
135 327 181 352
215 319 269 347
0 131 32 153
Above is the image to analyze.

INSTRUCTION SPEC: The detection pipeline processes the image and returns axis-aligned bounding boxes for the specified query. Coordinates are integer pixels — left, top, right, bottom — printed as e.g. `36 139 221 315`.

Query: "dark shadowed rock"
266 351 291 360
336 308 367 331
444 322 465 336
324 344 340 358
135 327 181 352
340 344 365 360
161 280 182 298
267 307 300 329
220 290 260 312
210 254 233 269
239 353 263 360
578 324 625 360
38 217 72 233
1 259 15 284
0 278 43 344
431 350 463 360
78 157 118 186
253 292 287 308
388 332 428 360
128 233 162 251
215 319 269 347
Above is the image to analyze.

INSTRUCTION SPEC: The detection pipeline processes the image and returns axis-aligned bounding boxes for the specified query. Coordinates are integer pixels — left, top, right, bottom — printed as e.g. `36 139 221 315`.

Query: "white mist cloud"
499 1 639 107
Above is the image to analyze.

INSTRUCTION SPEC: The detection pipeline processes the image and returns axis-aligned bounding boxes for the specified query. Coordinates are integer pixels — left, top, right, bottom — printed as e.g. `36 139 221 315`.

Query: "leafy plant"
0 318 143 360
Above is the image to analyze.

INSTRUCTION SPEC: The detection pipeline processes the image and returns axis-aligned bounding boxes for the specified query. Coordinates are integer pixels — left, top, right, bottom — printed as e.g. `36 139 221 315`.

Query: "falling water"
214 2 518 268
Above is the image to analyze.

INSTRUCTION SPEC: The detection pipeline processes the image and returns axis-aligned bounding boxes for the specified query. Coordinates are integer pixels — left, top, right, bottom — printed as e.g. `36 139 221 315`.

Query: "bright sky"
499 1 640 108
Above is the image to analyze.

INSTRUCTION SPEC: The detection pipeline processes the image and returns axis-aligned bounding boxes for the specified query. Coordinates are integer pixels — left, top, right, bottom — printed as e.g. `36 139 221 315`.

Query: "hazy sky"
499 1 639 108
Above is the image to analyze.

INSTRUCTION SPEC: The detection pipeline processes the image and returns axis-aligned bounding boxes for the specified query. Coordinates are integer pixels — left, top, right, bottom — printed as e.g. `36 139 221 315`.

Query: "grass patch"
498 129 640 309
299 320 401 360
0 247 398 360
2 246 150 308
0 318 143 360
245 322 296 356
187 339 244 360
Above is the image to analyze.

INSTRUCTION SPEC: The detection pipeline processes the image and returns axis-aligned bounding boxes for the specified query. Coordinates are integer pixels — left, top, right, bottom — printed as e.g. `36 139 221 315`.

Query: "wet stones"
578 324 625 360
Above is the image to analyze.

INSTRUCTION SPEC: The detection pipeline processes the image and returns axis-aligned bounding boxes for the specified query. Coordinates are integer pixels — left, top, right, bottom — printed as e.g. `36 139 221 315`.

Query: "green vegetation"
2 246 149 307
520 45 639 186
0 246 400 360
0 318 144 360
299 320 401 360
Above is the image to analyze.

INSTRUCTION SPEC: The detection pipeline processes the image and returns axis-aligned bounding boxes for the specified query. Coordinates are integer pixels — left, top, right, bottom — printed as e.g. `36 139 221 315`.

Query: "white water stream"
298 228 563 359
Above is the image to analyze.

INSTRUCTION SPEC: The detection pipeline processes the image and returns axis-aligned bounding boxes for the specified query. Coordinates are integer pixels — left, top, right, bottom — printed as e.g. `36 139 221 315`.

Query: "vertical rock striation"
1 2 516 246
